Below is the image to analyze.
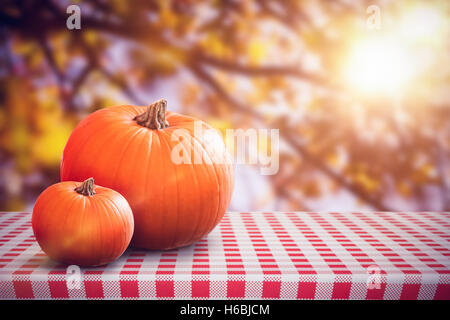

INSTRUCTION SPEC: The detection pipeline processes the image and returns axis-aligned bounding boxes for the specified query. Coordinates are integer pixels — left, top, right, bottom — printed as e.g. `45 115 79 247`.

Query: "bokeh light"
344 36 414 96
342 4 448 98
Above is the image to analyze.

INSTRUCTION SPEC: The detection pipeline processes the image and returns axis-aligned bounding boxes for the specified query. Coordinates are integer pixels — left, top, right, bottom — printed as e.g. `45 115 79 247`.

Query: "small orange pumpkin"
61 99 234 250
32 178 134 266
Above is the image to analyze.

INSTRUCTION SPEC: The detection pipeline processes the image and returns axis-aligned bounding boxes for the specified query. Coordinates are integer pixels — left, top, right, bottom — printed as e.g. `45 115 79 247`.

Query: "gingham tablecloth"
0 211 449 300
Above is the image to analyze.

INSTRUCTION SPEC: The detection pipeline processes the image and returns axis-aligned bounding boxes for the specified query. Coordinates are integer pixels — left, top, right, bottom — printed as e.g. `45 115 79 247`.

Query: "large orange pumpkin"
61 99 234 250
32 178 134 266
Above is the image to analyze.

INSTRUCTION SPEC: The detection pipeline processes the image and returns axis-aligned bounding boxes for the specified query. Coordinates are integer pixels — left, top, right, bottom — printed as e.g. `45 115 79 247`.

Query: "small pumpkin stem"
134 98 170 129
74 178 96 196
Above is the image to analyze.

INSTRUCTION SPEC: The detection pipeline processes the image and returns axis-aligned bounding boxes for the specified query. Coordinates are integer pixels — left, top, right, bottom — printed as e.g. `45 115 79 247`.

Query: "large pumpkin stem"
75 177 96 196
134 98 169 129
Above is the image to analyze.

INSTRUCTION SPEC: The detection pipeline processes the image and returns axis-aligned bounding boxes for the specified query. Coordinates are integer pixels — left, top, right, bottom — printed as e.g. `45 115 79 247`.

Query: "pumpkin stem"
134 98 170 130
74 177 96 196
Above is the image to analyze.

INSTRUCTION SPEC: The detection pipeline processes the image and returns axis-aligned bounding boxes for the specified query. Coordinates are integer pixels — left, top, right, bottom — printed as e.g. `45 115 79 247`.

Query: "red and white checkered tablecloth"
0 211 449 300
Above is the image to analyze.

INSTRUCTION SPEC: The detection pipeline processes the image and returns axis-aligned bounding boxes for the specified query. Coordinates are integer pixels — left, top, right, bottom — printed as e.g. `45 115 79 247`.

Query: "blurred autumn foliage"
0 0 449 211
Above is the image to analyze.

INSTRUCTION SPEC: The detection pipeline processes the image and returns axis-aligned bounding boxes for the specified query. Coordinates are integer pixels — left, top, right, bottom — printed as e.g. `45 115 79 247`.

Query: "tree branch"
258 0 312 31
191 64 265 121
99 68 147 105
195 52 327 85
38 35 65 83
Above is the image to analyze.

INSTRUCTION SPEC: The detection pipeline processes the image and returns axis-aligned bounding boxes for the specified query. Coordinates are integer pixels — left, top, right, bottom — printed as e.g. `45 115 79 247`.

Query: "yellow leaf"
159 5 177 29
354 171 379 192
31 121 72 167
83 31 98 46
326 152 339 167
200 33 230 58
248 40 267 64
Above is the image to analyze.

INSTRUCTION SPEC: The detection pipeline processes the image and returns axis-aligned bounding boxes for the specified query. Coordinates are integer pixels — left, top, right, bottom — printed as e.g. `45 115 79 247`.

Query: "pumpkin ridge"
112 194 134 250
61 115 117 180
61 108 135 181
159 130 181 249
140 127 154 247
93 192 112 261
126 129 153 247
161 126 216 247
108 127 144 192
189 130 223 234
176 129 205 245
101 193 128 262
185 130 219 240
154 130 169 249
137 127 165 248
87 193 102 262
36 184 72 243
62 184 81 232
61 185 81 247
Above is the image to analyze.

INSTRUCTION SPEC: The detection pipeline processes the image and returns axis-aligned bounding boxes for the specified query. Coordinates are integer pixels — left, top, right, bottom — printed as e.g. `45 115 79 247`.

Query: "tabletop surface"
0 211 449 300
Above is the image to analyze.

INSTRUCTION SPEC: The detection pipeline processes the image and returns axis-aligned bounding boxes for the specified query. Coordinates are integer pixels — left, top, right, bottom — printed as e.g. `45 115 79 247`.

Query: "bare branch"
191 64 265 121
195 53 327 85
99 68 147 105
258 0 311 31
38 35 65 83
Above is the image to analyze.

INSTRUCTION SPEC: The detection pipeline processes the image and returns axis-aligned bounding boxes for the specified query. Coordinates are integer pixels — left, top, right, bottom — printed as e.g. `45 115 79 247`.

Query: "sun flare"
344 37 414 95
343 5 447 97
